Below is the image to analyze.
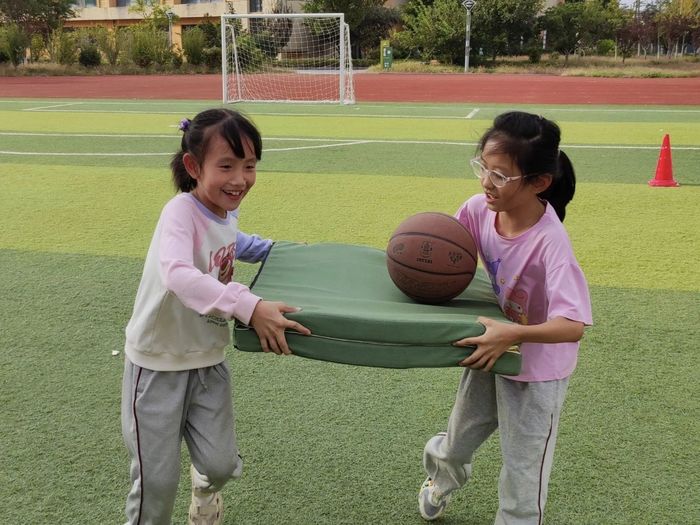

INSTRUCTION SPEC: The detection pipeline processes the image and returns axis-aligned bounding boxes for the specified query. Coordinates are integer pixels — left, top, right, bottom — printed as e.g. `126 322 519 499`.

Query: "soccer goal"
221 13 355 105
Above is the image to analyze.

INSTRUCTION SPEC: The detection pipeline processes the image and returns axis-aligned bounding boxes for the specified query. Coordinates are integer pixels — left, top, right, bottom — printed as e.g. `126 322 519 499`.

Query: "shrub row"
0 23 222 72
1 21 368 73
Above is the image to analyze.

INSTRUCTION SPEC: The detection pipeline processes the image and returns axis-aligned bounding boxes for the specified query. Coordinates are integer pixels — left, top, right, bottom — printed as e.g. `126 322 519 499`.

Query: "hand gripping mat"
234 242 521 375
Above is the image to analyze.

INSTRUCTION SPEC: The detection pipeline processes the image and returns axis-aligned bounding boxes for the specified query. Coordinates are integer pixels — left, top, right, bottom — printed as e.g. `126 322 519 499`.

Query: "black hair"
170 108 263 193
478 111 576 222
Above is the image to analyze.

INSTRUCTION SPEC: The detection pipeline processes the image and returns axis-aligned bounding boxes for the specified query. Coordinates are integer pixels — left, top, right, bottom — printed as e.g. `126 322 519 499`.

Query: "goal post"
221 13 355 105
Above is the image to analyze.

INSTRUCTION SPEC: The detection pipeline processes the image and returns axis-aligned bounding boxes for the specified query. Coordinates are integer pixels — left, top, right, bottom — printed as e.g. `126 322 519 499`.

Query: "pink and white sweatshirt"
125 193 272 371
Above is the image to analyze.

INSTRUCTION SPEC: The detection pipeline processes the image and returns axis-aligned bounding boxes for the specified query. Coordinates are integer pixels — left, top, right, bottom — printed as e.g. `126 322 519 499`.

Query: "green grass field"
1 99 698 524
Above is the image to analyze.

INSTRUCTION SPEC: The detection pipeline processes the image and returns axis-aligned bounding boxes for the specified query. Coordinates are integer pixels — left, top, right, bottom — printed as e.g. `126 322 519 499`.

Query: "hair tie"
178 118 191 132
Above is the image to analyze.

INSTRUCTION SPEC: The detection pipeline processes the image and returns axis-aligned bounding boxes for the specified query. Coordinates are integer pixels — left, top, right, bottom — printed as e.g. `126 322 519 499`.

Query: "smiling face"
185 132 257 218
478 139 543 215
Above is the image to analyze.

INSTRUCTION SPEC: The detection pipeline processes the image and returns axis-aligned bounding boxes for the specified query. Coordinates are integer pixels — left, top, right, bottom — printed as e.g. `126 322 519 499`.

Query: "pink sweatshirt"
457 194 593 382
125 193 272 371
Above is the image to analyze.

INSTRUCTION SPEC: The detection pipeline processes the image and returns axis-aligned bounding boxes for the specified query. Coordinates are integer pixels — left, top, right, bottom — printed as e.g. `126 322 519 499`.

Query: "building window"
73 0 97 6
249 0 263 12
116 0 132 7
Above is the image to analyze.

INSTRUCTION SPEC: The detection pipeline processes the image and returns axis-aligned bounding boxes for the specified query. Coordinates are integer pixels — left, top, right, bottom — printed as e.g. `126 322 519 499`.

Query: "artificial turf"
1 99 698 524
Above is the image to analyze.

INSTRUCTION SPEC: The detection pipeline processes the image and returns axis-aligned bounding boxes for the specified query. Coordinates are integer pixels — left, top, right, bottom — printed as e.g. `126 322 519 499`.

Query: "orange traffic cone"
649 134 679 187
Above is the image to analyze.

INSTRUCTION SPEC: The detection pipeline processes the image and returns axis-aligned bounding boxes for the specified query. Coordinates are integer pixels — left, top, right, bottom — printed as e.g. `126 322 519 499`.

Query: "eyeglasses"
469 158 523 188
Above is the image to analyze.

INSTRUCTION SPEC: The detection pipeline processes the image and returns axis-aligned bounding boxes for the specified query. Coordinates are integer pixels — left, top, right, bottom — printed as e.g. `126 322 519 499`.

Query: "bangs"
480 131 527 159
204 118 262 160
214 116 263 160
479 130 545 177
479 131 530 169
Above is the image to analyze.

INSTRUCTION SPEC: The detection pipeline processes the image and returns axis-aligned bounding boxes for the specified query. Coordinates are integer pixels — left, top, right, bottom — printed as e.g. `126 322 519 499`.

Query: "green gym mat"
234 242 521 375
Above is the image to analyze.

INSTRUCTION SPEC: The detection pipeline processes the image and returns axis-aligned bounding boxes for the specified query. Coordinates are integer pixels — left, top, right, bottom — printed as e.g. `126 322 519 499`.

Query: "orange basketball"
386 212 478 304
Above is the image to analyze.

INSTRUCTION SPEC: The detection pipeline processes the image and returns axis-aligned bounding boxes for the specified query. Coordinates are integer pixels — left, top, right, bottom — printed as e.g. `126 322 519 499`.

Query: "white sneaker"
188 465 223 525
418 477 451 521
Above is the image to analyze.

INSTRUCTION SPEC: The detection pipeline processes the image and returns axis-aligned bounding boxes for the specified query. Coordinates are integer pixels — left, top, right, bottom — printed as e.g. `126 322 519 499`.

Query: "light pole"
462 0 476 73
165 9 174 48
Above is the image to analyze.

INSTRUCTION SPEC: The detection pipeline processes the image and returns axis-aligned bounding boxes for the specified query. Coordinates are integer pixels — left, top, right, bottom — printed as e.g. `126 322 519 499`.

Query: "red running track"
1 73 699 105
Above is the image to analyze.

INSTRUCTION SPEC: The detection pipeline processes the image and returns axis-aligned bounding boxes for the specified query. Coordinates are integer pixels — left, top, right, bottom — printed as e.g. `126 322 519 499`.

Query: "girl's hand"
249 301 311 355
454 316 519 372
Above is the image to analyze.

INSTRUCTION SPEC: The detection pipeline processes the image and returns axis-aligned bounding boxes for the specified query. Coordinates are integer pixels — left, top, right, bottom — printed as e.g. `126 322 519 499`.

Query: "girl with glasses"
419 111 592 524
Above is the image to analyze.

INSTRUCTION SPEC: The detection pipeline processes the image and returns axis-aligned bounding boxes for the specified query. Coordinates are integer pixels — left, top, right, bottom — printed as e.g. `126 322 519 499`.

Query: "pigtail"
170 150 196 193
540 150 576 222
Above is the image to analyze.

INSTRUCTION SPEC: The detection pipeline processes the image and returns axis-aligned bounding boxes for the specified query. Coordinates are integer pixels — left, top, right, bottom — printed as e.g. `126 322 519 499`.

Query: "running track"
1 73 699 105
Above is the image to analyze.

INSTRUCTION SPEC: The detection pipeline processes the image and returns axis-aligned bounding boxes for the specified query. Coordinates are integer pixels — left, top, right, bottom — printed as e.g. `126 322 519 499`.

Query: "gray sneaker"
418 477 451 521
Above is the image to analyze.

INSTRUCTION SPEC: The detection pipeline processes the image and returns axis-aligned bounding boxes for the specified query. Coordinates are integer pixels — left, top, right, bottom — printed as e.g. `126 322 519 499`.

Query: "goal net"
221 13 355 105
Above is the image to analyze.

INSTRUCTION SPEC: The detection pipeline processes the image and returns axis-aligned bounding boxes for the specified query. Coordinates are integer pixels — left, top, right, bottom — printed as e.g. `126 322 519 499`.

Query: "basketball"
386 212 478 304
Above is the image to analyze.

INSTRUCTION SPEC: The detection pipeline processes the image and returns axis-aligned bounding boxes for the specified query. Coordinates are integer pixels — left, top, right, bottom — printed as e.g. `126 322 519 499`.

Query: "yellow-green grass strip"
3 109 700 145
0 110 183 135
2 164 697 292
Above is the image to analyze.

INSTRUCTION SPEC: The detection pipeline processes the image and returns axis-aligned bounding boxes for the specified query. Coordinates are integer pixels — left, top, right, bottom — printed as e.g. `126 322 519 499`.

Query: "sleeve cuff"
234 290 262 325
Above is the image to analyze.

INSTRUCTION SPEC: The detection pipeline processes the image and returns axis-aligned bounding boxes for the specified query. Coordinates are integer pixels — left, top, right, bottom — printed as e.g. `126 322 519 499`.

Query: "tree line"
390 0 700 65
1 0 698 69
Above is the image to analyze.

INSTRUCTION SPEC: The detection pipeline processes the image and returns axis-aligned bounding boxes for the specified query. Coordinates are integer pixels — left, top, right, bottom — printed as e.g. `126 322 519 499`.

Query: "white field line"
23 102 85 111
2 98 700 114
0 131 175 138
3 99 699 117
0 151 170 156
1 133 699 156
266 140 371 152
10 107 700 122
14 108 484 120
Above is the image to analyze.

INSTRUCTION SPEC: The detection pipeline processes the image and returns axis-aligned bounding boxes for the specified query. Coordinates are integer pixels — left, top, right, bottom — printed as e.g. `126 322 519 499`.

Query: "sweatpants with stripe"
423 369 569 525
121 358 243 525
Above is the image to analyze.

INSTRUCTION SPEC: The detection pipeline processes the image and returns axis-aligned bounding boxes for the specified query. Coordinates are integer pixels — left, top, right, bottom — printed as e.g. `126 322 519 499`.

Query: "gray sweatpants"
423 369 569 525
121 358 243 525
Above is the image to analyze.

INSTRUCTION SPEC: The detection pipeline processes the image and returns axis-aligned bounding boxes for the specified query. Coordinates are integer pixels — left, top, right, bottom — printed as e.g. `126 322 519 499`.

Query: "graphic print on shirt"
200 241 237 326
503 287 529 325
209 241 236 284
484 257 502 294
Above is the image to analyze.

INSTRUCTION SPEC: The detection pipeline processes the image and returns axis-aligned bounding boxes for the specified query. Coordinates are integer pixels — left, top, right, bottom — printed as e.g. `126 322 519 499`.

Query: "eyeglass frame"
469 157 523 188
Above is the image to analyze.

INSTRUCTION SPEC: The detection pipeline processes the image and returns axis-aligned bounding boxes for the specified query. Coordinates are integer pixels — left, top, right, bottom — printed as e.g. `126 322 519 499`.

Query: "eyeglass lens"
472 160 507 187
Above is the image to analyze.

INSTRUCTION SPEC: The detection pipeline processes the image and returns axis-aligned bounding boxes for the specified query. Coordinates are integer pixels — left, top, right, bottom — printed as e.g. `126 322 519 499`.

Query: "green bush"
49 30 78 66
198 20 221 49
2 24 30 67
129 28 156 68
203 46 221 70
125 26 171 68
171 51 183 69
95 26 125 66
229 34 264 72
30 34 45 63
389 33 412 60
151 31 171 67
79 45 102 67
526 41 542 64
251 30 280 59
182 27 206 65
352 57 375 68
596 39 615 57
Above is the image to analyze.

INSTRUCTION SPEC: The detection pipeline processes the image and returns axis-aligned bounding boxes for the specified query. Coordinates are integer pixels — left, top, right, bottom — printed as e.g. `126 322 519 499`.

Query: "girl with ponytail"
419 112 592 524
122 108 310 525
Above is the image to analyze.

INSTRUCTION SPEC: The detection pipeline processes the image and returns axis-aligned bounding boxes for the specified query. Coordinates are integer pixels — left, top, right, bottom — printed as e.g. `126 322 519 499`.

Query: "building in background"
66 1 304 49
